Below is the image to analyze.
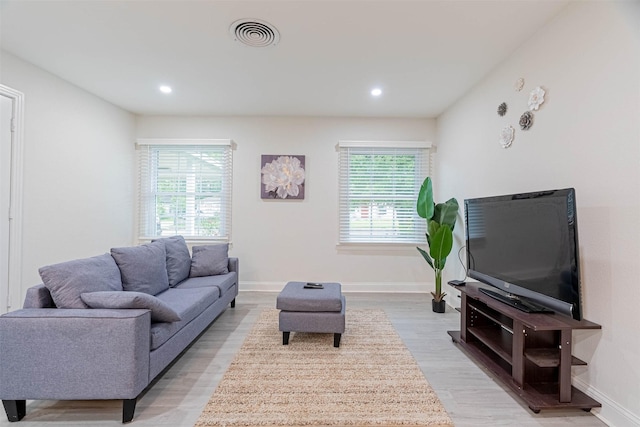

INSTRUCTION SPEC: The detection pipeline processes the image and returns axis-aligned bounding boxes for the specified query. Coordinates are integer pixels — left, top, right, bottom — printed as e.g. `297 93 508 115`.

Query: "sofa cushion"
81 291 181 323
175 273 237 297
152 235 191 287
190 244 229 277
38 254 123 309
149 287 220 349
111 241 170 295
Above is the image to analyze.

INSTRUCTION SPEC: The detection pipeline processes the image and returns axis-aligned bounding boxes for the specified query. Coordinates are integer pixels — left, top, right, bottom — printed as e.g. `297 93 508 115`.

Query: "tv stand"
448 283 601 413
479 288 552 314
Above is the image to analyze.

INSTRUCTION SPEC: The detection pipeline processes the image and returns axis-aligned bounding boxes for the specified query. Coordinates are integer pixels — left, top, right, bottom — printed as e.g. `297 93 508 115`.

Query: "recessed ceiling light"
159 85 172 94
371 88 382 97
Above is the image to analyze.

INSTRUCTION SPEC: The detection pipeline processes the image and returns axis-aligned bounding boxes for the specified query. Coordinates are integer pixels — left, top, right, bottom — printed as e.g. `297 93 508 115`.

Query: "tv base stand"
448 283 601 413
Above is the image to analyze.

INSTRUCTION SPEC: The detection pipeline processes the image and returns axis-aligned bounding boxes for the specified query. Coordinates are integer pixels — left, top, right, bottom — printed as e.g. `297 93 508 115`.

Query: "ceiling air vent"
230 19 280 47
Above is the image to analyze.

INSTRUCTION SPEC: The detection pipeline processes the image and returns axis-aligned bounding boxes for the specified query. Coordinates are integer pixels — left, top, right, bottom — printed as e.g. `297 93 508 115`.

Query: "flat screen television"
464 188 582 320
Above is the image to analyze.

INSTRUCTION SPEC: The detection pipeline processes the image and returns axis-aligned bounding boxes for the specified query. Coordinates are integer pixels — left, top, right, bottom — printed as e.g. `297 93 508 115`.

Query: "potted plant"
416 177 459 313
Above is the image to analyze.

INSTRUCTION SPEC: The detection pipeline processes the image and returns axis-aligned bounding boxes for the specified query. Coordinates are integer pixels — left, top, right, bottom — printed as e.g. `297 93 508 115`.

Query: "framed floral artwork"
260 155 306 199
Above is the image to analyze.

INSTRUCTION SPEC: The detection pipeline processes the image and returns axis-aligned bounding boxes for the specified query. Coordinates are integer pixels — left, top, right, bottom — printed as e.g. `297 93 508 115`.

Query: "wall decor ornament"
500 125 515 148
261 155 305 199
497 102 507 117
515 78 525 92
528 86 545 111
519 111 534 130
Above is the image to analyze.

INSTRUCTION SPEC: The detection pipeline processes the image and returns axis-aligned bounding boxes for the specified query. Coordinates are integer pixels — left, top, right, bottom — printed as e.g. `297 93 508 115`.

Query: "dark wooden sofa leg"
2 400 26 422
231 298 236 308
334 333 342 348
122 398 137 424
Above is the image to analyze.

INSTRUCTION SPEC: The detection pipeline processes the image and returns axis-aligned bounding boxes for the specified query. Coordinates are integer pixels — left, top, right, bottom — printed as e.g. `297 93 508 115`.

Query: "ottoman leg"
334 333 341 348
283 331 290 345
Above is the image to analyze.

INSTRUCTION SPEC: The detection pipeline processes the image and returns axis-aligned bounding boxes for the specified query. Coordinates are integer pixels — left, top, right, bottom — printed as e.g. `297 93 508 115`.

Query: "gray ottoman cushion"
276 282 342 312
279 296 346 334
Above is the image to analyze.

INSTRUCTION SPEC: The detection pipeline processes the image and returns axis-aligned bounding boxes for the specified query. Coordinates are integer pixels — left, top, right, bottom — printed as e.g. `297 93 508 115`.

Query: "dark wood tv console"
448 282 601 413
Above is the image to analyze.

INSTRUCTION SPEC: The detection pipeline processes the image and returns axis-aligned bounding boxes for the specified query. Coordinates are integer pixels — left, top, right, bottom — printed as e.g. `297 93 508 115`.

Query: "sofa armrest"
228 257 238 275
228 257 239 286
0 308 151 401
23 284 55 308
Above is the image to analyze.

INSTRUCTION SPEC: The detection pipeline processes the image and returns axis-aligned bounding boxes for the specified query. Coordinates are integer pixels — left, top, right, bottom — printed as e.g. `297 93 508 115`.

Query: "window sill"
138 237 231 247
336 242 420 255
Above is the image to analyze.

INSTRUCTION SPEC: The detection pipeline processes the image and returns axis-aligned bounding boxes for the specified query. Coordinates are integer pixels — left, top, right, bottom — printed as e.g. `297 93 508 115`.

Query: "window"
338 140 431 244
137 139 233 241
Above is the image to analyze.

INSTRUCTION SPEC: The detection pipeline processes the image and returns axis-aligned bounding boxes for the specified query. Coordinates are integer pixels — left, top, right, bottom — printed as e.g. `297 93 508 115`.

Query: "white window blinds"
136 139 233 241
338 141 430 244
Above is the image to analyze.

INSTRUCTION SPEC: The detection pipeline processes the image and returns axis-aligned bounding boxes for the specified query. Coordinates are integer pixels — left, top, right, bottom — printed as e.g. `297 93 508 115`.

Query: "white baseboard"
239 281 430 293
573 376 640 427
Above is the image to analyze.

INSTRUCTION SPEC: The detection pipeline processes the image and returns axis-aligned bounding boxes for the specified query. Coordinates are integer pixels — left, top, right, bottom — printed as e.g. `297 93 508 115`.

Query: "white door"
0 94 12 314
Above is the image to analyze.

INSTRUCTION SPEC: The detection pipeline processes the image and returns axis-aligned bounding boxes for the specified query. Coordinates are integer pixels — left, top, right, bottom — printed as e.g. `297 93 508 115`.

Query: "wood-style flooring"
0 292 607 426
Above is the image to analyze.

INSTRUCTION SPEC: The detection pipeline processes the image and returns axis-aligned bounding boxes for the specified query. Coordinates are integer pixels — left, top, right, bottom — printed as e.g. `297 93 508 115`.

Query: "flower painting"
261 155 306 199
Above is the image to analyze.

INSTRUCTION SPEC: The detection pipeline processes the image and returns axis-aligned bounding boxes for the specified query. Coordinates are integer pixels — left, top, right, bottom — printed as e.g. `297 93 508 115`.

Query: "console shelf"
448 283 601 413
467 326 513 364
524 349 587 368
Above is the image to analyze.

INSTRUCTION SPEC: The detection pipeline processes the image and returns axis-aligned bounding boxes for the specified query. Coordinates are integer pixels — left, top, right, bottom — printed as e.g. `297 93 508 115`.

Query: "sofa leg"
334 333 342 348
2 400 26 422
122 398 137 423
230 298 236 308
282 331 290 345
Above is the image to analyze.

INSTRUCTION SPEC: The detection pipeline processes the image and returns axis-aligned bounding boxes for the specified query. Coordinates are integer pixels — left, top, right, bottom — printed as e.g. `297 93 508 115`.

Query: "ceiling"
0 0 569 118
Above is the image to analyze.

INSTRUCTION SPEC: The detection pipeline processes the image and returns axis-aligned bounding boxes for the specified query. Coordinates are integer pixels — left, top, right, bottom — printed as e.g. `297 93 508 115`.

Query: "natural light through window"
338 140 431 245
136 139 233 241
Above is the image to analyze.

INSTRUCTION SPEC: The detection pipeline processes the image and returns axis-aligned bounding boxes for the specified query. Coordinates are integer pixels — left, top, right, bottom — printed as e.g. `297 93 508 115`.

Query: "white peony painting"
261 155 306 199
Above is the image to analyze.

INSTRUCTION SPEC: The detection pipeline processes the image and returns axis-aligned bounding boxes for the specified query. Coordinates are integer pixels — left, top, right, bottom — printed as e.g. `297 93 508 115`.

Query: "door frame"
0 84 24 312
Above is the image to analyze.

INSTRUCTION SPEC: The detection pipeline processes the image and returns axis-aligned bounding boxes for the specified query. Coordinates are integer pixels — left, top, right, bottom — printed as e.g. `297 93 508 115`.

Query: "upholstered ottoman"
276 282 346 348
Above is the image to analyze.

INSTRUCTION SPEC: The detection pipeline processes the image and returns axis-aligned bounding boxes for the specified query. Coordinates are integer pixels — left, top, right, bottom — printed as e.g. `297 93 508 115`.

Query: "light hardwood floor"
0 292 607 427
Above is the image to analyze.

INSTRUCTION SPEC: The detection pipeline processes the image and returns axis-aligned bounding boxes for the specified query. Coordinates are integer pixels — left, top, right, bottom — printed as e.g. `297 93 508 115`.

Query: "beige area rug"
195 309 453 427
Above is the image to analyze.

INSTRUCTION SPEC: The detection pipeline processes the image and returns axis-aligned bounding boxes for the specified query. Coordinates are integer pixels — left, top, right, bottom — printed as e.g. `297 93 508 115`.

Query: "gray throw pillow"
80 291 181 323
190 244 229 277
152 235 191 287
39 254 123 309
111 241 170 295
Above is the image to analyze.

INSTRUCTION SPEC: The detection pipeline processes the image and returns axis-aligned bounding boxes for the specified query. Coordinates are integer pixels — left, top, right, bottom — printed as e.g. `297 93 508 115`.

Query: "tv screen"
465 188 582 320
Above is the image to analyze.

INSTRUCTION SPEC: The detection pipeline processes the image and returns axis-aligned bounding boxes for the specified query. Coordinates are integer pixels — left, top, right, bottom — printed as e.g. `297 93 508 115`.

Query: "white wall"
136 116 437 292
3 1 638 422
436 2 640 426
0 52 136 306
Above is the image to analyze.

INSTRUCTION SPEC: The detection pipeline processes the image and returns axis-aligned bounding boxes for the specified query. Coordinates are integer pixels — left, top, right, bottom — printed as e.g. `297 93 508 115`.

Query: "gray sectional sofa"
0 236 238 423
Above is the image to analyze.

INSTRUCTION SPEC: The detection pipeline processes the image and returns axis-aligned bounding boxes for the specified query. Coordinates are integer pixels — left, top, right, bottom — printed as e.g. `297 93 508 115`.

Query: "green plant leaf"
429 225 453 263
425 232 431 247
427 219 440 238
416 177 434 220
434 257 447 270
416 246 435 271
433 198 459 230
